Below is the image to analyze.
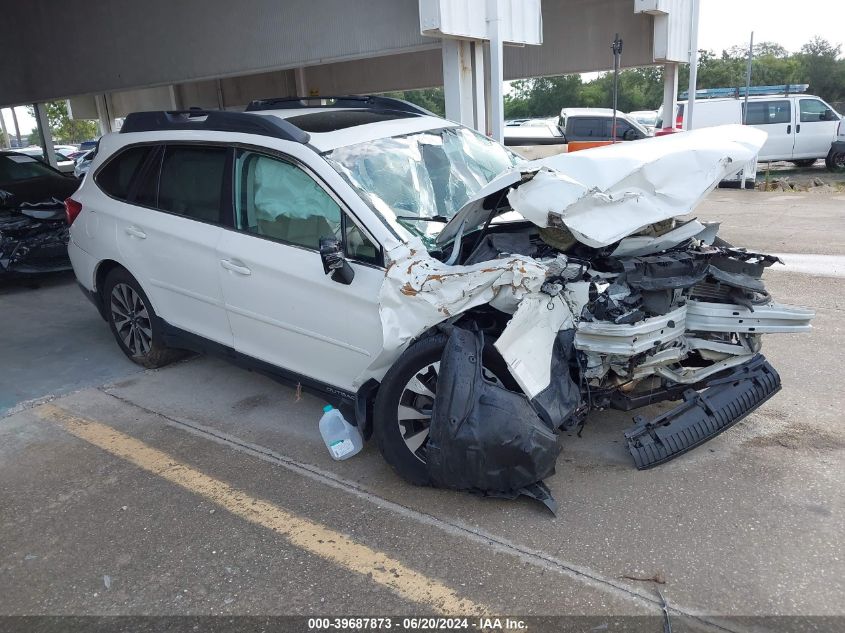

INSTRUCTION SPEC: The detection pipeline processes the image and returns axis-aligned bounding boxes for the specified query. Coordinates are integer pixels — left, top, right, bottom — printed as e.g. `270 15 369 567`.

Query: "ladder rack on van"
679 84 809 100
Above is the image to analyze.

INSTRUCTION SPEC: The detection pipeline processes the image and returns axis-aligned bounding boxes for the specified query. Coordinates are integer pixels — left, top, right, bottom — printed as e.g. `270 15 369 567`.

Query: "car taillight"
65 198 83 225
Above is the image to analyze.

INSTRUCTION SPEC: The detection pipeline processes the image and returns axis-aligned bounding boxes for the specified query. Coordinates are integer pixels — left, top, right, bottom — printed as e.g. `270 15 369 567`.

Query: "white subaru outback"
67 96 813 493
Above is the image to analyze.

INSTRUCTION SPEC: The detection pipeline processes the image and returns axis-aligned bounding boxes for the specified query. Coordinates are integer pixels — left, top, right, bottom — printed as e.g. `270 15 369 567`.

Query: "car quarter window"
799 99 837 123
233 150 379 263
96 146 155 200
743 100 791 125
157 145 229 224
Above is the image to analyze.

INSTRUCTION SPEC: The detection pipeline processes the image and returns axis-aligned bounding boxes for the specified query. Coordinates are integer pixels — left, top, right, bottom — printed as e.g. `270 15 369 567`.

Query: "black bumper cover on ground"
624 355 781 469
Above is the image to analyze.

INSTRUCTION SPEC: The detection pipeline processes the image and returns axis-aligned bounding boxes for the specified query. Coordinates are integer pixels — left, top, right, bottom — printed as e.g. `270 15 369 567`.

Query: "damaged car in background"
67 99 813 512
1 150 78 277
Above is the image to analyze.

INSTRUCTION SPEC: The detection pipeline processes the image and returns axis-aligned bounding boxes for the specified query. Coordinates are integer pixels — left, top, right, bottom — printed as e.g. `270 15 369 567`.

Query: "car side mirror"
623 128 638 141
319 236 355 285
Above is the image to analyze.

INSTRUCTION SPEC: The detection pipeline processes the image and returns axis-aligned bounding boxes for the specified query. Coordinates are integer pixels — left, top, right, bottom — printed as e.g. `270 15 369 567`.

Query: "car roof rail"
244 95 434 116
119 110 311 144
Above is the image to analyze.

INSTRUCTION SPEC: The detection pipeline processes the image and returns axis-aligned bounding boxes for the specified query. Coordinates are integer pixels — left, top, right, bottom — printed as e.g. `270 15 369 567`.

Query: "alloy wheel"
396 360 503 464
110 283 152 357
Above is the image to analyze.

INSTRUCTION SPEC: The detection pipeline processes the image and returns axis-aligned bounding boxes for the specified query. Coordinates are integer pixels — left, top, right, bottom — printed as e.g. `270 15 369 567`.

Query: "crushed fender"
426 327 561 513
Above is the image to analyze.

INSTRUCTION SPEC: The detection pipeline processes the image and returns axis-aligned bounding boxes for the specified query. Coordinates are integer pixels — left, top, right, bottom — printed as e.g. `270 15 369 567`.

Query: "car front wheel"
826 149 845 172
373 332 516 486
103 268 184 369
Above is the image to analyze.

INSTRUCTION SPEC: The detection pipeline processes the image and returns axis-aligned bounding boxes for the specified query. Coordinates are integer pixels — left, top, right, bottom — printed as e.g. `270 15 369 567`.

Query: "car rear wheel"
373 332 516 486
826 149 845 172
103 268 184 369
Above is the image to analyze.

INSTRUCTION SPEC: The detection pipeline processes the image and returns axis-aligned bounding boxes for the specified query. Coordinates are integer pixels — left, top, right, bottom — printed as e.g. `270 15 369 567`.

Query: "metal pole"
685 0 700 130
742 32 754 124
611 34 623 142
33 103 58 168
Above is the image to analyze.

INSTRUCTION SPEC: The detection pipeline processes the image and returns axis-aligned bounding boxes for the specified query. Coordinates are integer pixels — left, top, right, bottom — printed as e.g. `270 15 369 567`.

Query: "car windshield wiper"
395 215 449 223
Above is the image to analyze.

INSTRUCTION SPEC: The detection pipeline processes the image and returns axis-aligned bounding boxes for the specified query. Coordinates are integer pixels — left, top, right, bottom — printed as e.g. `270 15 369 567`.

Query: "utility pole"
742 32 754 124
685 0 700 130
611 33 623 142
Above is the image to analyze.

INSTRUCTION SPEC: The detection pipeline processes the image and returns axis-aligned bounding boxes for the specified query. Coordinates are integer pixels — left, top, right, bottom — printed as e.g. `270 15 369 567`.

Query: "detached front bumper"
624 354 781 469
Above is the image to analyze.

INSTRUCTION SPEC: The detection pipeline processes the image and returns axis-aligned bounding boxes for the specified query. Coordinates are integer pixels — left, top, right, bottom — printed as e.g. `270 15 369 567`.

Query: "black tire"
373 332 516 486
790 159 816 168
826 150 845 172
103 267 183 369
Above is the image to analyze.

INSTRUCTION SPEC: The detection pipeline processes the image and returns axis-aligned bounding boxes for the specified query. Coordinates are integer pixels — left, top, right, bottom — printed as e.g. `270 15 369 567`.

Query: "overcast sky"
4 1 845 137
697 0 845 54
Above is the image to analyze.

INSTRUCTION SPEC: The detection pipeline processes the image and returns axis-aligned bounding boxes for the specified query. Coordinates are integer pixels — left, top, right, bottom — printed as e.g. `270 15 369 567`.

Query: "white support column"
471 42 486 134
685 0 701 130
168 85 180 110
0 110 10 148
33 102 58 168
95 94 112 134
661 62 679 131
294 67 309 97
442 38 474 126
486 0 504 141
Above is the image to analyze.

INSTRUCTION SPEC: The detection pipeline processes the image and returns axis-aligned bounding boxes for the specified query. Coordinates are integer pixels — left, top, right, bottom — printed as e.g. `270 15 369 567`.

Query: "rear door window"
96 146 155 200
743 100 791 125
157 146 229 224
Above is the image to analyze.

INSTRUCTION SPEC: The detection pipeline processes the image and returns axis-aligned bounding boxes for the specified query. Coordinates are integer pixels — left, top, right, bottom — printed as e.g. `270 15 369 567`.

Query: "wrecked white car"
68 98 813 509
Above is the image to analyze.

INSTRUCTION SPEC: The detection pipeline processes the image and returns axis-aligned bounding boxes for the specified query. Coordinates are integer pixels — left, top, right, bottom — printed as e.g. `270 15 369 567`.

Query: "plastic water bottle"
319 405 363 461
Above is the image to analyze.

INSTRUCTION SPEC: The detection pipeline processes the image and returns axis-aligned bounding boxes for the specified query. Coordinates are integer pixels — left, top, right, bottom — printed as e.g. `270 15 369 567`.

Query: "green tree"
797 37 845 103
28 128 43 147
382 88 445 117
25 100 99 145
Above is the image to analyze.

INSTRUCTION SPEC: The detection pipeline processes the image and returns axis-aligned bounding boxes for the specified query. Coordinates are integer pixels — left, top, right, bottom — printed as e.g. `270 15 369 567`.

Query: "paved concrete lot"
1 191 843 629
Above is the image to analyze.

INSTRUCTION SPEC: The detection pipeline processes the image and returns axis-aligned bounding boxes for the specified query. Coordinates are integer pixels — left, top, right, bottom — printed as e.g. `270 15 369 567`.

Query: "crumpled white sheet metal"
494 293 574 399
610 220 716 257
379 240 548 353
507 125 766 248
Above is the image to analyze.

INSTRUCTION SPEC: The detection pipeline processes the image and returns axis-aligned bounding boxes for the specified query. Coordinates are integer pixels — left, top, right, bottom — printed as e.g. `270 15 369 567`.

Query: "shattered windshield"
324 127 521 247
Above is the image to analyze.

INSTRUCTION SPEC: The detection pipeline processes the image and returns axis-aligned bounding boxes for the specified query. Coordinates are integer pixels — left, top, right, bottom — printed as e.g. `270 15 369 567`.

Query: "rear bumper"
68 237 97 292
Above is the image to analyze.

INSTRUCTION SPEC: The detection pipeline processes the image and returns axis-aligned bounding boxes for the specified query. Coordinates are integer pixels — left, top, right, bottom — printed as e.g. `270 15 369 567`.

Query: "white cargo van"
658 87 841 168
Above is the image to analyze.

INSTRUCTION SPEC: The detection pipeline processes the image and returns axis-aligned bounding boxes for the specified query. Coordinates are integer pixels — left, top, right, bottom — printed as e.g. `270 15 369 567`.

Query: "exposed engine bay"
373 125 814 505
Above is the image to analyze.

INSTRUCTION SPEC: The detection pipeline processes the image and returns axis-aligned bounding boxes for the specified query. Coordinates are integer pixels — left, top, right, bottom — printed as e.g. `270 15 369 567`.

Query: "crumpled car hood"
435 124 766 248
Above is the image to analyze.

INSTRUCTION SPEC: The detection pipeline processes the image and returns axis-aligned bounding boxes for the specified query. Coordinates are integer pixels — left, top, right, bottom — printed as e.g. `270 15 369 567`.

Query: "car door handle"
787 124 791 134
796 124 801 133
125 226 147 239
220 259 251 276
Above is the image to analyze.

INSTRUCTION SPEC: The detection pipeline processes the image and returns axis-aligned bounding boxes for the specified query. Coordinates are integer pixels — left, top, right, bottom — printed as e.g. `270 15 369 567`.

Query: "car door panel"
217 233 383 391
747 99 795 161
113 143 233 347
116 211 231 345
793 98 840 159
218 149 384 392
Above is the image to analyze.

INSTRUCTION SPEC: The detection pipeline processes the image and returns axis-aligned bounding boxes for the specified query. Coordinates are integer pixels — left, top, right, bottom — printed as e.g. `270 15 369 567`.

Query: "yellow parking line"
35 403 486 615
